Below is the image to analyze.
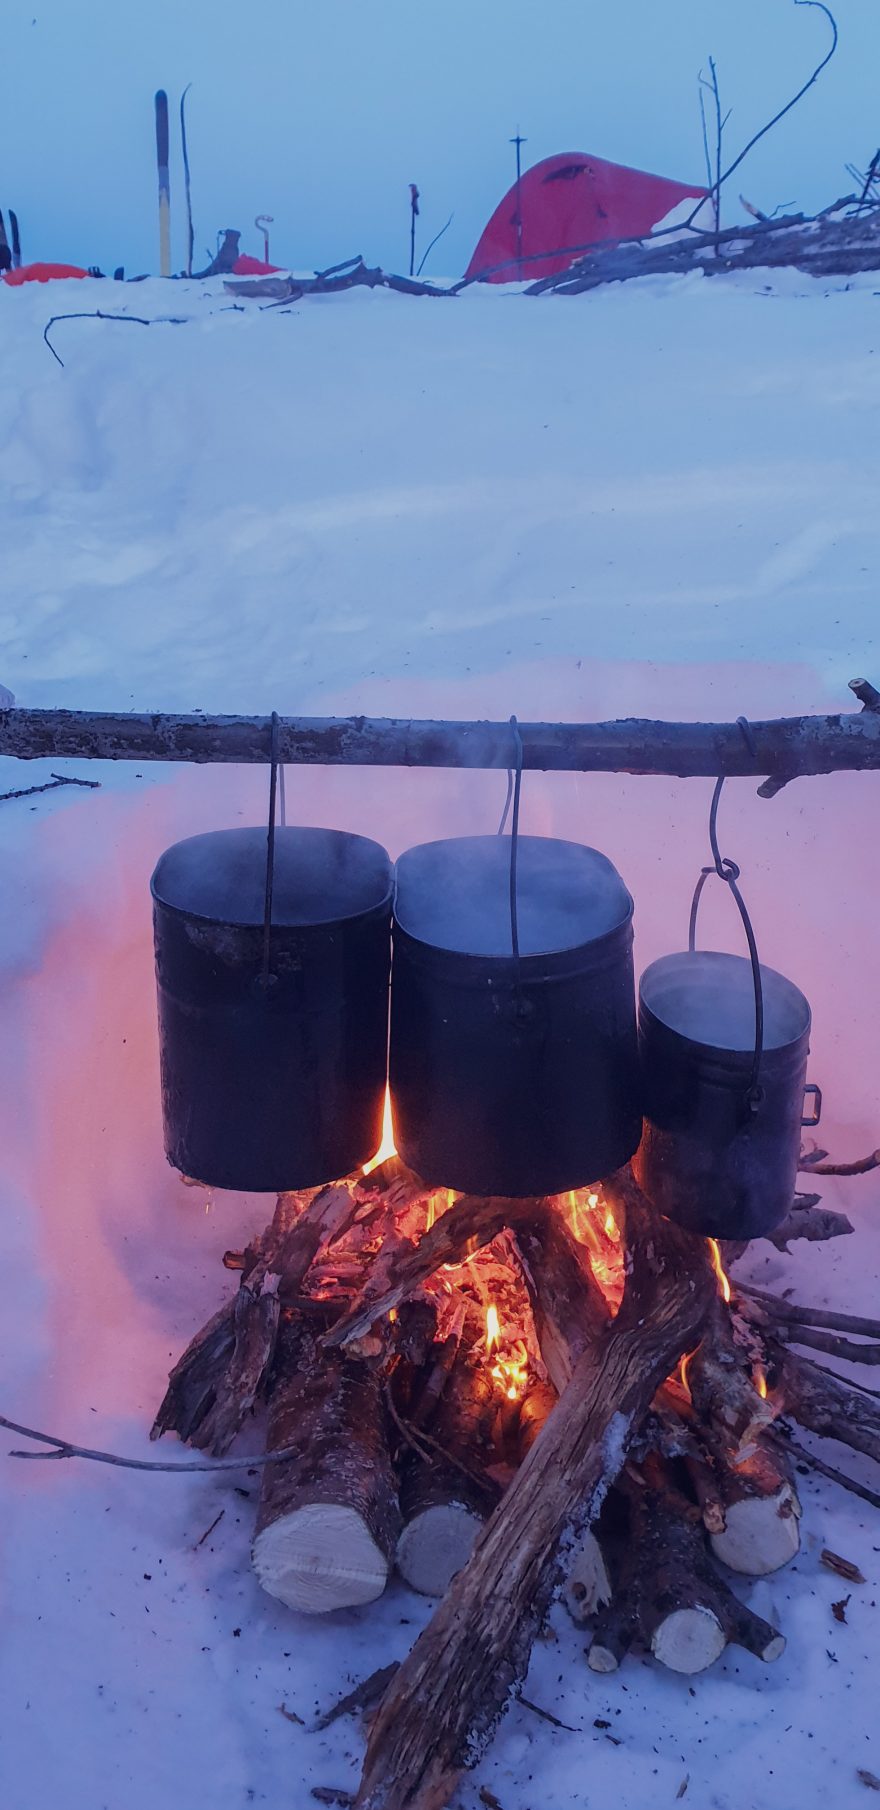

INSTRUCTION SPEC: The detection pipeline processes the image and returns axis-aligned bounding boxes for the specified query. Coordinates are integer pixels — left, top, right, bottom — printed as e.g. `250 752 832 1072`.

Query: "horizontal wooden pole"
1 688 879 781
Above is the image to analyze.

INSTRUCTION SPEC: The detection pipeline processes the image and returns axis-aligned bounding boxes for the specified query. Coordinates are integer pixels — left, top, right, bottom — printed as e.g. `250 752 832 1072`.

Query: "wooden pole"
1 682 879 782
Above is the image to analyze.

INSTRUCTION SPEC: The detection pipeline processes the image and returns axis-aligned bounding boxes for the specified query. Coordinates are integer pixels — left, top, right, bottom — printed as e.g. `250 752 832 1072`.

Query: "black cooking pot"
389 834 641 1197
151 826 392 1192
634 949 821 1239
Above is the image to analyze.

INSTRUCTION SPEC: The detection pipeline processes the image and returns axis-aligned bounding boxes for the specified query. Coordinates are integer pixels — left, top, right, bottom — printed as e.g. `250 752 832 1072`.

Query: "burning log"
253 1316 401 1613
351 1177 715 1810
512 1208 611 1391
585 1457 785 1676
396 1339 499 1598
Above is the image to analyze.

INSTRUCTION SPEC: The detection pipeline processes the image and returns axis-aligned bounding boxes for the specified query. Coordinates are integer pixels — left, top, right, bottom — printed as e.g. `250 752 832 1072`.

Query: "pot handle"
261 710 281 988
802 1083 823 1128
688 777 764 1115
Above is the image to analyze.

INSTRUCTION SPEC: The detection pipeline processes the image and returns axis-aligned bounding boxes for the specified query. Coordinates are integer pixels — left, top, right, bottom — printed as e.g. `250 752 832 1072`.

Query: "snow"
1 265 880 1809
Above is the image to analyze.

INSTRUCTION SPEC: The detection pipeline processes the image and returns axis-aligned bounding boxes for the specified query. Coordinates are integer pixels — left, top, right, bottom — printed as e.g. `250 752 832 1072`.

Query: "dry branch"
2 688 880 787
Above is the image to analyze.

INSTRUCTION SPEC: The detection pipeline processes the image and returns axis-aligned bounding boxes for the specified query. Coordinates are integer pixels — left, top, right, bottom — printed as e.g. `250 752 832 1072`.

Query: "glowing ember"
362 1086 396 1176
604 1209 618 1241
707 1238 732 1303
754 1364 768 1400
485 1303 501 1353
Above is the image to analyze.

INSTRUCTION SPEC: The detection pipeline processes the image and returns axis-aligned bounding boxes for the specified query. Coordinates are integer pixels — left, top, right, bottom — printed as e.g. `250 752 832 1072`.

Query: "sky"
2 0 877 278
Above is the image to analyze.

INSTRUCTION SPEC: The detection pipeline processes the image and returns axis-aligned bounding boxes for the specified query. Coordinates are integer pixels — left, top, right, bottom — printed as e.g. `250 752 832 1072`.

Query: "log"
352 1176 715 1810
709 1442 801 1577
765 1200 854 1251
2 693 880 783
253 1317 401 1613
396 1343 498 1598
587 1460 785 1675
152 1184 356 1452
512 1210 610 1392
773 1345 880 1466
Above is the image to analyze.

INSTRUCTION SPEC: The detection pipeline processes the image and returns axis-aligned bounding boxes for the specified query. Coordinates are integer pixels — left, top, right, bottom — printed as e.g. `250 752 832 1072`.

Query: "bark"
587 1462 785 1675
353 1177 715 1810
513 1210 611 1393
2 694 880 782
253 1317 401 1613
396 1345 498 1598
709 1442 801 1576
152 1185 356 1452
774 1345 880 1465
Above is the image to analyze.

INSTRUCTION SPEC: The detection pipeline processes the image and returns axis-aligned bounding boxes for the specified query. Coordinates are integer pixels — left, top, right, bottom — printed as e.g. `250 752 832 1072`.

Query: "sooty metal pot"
151 826 392 1192
389 834 641 1197
633 949 821 1240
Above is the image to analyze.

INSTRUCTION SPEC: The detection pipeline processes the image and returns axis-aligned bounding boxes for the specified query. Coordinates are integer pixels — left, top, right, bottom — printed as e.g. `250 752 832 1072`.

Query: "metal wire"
688 770 765 1112
497 768 514 836
261 712 281 988
507 715 524 963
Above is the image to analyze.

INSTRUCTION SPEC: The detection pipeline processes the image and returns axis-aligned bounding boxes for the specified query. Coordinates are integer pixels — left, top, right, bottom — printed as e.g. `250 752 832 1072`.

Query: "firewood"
765 1200 854 1250
253 1317 401 1614
586 1460 785 1676
772 1345 880 1465
323 1196 540 1351
396 1343 498 1598
512 1210 610 1392
152 1185 356 1453
708 1442 801 1577
352 1175 716 1810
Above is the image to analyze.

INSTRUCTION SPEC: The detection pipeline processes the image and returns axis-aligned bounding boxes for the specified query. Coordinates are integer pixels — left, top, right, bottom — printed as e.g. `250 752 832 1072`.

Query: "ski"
180 84 194 279
9 209 21 268
155 89 172 276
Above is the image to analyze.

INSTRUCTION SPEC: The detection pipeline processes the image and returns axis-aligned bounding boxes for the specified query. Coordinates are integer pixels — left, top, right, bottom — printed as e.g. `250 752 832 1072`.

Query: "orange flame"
707 1238 731 1303
362 1086 397 1176
753 1364 768 1400
678 1349 696 1396
484 1302 528 1400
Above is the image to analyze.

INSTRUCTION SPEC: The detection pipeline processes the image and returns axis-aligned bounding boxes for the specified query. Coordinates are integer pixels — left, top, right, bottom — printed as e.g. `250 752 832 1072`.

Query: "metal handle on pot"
261 710 281 988
688 776 764 1114
802 1083 823 1127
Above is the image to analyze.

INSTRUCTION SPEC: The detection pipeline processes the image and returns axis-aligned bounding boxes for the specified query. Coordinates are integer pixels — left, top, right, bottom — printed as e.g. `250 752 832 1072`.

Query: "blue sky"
2 0 876 277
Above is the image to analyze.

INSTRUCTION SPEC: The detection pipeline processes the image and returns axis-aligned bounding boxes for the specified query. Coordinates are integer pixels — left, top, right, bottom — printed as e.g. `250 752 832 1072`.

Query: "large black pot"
634 950 821 1239
389 834 641 1197
151 826 392 1192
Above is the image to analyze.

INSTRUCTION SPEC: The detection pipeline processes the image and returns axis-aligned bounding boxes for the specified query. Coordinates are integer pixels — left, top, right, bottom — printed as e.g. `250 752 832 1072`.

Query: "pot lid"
640 950 811 1052
151 826 392 928
394 834 633 957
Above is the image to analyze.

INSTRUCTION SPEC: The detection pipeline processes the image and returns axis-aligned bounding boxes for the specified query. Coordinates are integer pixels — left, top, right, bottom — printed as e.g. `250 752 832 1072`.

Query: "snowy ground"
1 268 879 1810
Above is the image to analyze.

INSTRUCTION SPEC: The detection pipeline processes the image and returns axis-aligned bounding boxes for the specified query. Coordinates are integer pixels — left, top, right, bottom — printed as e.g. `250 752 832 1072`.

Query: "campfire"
151 1111 878 1810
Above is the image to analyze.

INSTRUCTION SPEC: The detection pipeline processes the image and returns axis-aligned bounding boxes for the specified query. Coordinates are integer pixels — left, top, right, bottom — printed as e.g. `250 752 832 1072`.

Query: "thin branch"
0 773 101 804
416 213 454 277
741 1286 880 1340
688 1 838 231
772 1431 880 1511
800 1147 880 1176
0 1412 303 1473
43 311 188 368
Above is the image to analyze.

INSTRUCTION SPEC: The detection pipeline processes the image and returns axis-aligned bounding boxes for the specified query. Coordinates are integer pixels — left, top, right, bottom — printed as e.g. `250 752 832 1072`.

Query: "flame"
362 1086 397 1176
604 1209 618 1241
484 1302 528 1400
707 1238 731 1303
753 1363 768 1400
678 1349 695 1396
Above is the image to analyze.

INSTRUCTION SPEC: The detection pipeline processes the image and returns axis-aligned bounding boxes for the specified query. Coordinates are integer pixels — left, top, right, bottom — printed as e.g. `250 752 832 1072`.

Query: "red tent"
466 151 707 283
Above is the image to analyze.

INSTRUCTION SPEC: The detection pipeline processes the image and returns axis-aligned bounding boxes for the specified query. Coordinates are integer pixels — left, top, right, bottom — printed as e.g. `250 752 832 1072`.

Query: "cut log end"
396 1502 483 1598
710 1483 801 1576
563 1530 613 1625
651 1605 727 1675
253 1503 390 1613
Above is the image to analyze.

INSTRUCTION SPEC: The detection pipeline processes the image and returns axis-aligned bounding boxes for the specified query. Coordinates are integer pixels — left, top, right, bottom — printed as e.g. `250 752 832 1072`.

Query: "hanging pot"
634 942 821 1240
151 826 392 1192
389 834 641 1197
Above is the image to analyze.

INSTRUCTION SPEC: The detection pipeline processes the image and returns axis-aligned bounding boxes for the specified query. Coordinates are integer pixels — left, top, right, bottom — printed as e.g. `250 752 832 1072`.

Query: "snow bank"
1 270 879 1809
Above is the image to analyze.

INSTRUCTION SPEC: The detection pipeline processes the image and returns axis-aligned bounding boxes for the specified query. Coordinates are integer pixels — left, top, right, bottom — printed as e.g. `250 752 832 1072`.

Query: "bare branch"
1 1412 305 1473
